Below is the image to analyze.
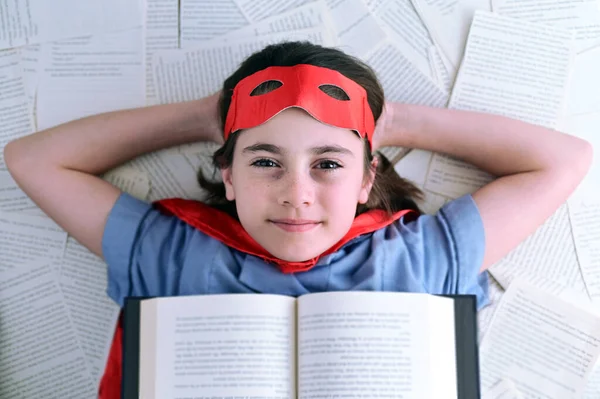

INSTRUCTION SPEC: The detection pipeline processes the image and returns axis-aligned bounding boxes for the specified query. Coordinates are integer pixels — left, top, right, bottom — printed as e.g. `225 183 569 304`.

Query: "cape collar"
153 198 417 273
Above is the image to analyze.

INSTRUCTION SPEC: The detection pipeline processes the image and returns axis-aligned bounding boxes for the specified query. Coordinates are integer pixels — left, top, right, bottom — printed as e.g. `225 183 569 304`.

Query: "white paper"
584 360 600 398
103 164 151 200
131 149 207 201
145 0 179 104
36 28 146 131
373 0 437 77
394 149 434 188
563 112 600 197
18 44 41 107
154 27 335 104
234 0 310 22
566 46 600 116
569 199 600 299
480 278 600 398
0 210 67 272
0 263 96 397
483 378 523 399
180 0 249 48
412 0 491 70
494 0 600 53
60 237 120 385
489 204 588 296
366 41 449 107
428 45 453 92
0 49 35 170
0 0 142 50
424 11 574 198
0 170 45 216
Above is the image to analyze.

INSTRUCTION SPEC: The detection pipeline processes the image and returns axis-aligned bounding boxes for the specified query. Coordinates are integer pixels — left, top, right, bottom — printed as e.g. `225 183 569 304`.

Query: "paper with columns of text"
153 27 334 104
424 11 574 198
489 204 588 296
180 0 249 47
0 49 35 171
428 45 453 92
479 278 600 398
36 28 146 131
60 237 120 386
0 0 142 50
0 210 67 272
493 0 600 53
568 200 600 300
0 171 45 216
372 0 439 79
103 165 151 201
412 0 491 71
0 263 96 397
366 41 449 108
144 0 179 105
567 47 600 116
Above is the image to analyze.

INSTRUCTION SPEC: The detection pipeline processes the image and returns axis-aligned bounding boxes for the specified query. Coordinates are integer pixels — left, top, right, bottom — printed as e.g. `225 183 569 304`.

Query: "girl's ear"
358 156 378 204
220 167 236 201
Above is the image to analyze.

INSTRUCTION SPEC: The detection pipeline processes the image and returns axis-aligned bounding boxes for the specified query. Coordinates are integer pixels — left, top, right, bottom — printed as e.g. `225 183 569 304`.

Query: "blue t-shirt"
102 193 489 310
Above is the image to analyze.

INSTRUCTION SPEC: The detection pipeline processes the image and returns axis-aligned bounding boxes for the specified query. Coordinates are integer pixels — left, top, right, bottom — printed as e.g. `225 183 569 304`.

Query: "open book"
122 292 480 398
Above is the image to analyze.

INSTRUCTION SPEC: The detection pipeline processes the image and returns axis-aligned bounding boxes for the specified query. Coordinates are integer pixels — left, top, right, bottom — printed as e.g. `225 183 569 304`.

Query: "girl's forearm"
385 103 591 176
4 93 221 175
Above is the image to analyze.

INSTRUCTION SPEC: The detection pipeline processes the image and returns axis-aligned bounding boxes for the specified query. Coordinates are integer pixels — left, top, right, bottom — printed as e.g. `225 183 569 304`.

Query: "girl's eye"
316 160 341 170
252 159 278 168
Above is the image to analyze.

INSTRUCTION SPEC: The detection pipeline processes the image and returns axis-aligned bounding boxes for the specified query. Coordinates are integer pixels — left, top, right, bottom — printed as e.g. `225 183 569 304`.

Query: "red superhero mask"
99 64 418 398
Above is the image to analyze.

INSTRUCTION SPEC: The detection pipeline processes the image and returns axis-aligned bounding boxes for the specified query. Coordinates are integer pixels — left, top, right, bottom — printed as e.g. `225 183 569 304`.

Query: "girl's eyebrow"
242 142 354 157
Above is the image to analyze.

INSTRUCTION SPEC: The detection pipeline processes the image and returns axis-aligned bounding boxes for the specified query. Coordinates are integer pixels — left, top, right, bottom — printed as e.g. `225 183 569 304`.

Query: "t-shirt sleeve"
383 194 489 309
101 192 209 307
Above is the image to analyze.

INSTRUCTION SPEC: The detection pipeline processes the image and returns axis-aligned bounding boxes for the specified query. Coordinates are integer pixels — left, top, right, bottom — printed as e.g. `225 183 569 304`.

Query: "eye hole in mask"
318 84 351 101
250 80 283 96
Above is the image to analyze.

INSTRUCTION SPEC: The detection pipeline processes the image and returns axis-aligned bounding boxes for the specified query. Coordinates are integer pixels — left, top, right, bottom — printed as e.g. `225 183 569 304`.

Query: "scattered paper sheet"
584 360 600 399
234 0 309 22
428 45 453 92
480 278 600 398
569 199 600 300
180 0 249 48
0 263 96 397
412 0 491 71
0 171 45 216
494 0 600 53
366 41 449 107
477 275 504 343
0 49 35 170
566 46 600 116
424 11 574 198
0 210 67 272
153 27 334 104
394 149 434 188
103 165 151 201
563 112 600 197
145 0 179 104
60 237 120 386
36 28 146 131
482 378 523 399
0 0 142 50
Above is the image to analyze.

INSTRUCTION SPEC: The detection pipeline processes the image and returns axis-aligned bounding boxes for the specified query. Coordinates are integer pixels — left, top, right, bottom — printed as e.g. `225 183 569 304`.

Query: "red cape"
98 198 416 398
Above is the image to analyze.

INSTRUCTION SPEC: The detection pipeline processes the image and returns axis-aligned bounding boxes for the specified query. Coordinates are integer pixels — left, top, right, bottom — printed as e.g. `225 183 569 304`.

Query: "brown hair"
198 41 423 219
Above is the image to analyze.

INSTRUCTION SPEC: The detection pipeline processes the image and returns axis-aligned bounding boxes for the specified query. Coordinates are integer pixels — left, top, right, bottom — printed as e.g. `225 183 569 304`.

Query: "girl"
4 41 592 395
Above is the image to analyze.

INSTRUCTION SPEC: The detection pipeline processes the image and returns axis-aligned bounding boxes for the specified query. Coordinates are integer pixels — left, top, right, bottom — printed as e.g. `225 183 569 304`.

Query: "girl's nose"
277 172 315 208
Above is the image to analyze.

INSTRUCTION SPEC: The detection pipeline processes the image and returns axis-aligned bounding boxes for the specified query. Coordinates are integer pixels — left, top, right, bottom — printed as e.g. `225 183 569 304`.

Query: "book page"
234 0 309 22
428 45 453 92
489 204 588 296
131 149 207 201
0 263 96 397
221 1 334 42
140 294 296 399
153 27 334 104
0 210 67 271
568 199 600 299
180 0 249 48
0 49 35 170
0 0 142 49
145 0 179 104
103 164 151 200
424 11 574 198
60 237 120 385
0 171 44 216
373 0 437 77
483 378 523 399
297 291 457 398
36 28 146 131
18 44 41 106
479 278 600 398
566 46 600 116
494 0 600 53
366 41 449 107
394 149 434 188
412 0 491 69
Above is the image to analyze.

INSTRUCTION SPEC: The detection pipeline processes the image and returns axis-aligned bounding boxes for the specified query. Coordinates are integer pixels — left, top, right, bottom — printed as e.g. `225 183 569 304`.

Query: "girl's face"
221 108 376 262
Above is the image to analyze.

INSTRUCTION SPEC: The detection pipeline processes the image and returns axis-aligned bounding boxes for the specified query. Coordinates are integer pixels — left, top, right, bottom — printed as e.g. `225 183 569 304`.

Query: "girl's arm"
375 103 593 272
4 93 222 257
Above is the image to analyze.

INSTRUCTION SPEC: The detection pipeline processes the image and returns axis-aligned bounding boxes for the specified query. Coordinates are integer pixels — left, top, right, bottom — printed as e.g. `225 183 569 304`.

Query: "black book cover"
122 295 481 399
